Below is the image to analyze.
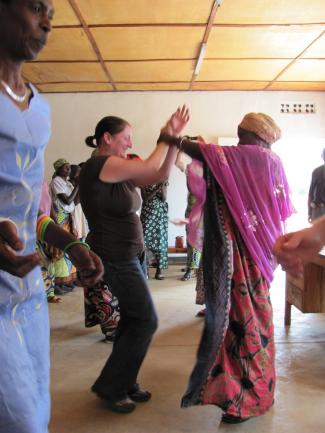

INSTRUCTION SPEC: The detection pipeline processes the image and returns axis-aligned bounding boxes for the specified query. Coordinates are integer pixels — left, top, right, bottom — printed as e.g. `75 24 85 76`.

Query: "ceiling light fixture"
193 43 207 76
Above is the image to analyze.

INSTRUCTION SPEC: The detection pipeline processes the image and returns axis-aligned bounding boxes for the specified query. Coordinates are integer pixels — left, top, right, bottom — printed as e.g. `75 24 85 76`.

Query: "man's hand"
0 221 40 277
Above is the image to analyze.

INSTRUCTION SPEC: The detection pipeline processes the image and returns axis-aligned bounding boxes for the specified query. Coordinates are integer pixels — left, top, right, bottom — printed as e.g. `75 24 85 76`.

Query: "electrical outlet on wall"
280 103 315 114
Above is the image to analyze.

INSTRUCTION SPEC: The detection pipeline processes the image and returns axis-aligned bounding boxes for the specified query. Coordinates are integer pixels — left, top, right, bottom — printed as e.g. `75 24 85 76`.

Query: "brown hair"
85 116 129 148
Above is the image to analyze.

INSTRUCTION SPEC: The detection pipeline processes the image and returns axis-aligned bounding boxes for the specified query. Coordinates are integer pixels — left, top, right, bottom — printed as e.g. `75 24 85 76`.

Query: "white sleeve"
50 177 67 195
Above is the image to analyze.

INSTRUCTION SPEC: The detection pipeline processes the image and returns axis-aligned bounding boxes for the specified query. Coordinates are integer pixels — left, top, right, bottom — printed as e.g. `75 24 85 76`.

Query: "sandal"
181 269 192 281
196 308 206 317
221 414 251 424
47 295 62 303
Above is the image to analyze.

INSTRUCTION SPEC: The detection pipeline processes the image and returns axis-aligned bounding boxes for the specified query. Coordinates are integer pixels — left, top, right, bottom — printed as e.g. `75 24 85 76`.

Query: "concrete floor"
49 266 325 433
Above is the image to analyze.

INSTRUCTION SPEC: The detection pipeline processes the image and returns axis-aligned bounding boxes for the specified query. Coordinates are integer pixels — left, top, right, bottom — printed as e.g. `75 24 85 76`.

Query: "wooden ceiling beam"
52 22 325 29
189 0 223 90
67 0 117 90
264 29 325 89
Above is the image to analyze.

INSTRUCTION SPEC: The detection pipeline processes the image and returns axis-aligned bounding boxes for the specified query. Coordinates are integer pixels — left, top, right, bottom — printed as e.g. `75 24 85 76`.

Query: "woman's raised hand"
165 105 190 136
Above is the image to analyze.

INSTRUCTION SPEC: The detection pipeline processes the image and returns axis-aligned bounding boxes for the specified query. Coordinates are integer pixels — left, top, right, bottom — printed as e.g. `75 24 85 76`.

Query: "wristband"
157 133 181 147
37 215 54 242
63 240 90 257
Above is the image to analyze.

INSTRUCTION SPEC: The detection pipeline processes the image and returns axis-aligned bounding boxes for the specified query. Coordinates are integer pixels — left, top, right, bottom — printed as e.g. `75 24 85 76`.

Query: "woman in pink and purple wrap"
174 113 294 424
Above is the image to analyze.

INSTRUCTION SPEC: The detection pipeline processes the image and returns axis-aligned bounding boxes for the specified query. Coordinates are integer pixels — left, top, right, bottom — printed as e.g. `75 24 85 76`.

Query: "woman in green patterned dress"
140 181 169 280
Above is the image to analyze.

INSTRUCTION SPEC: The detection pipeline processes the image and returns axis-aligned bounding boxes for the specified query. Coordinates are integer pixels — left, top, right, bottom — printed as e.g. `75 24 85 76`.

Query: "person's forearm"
157 133 204 162
180 140 204 161
156 146 178 182
312 216 325 244
43 221 76 250
144 141 169 170
67 185 79 204
58 185 79 206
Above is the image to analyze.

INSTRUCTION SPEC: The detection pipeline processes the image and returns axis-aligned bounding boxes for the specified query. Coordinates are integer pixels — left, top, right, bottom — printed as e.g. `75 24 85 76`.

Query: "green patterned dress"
140 182 168 269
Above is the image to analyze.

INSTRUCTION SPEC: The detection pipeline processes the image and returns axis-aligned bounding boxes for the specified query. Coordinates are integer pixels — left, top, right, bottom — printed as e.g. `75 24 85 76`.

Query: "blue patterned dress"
0 86 51 433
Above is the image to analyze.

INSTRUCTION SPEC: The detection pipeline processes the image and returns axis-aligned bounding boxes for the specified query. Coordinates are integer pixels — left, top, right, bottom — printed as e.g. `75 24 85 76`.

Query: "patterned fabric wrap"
182 172 233 407
200 224 275 419
187 144 294 284
84 281 120 338
140 183 168 269
186 160 206 252
183 152 290 418
40 260 56 298
185 190 201 269
185 187 275 418
53 209 76 284
195 260 205 305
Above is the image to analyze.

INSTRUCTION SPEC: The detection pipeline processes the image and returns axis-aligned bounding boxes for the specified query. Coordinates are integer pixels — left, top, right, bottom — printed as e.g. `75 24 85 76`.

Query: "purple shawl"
188 144 294 284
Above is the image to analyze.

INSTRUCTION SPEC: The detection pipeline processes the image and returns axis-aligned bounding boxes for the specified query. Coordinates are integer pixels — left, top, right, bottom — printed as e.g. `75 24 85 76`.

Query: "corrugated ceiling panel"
91 27 204 60
51 0 80 26
106 60 194 82
23 63 107 83
197 59 289 81
214 0 325 24
38 28 97 61
77 0 213 24
279 59 325 81
302 32 325 58
206 26 323 58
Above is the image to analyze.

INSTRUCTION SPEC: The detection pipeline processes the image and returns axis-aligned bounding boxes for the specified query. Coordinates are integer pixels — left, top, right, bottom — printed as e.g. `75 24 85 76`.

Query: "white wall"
44 91 325 244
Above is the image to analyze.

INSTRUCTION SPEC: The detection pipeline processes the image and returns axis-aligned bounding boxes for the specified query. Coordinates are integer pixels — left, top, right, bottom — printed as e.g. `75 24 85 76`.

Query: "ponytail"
85 135 97 148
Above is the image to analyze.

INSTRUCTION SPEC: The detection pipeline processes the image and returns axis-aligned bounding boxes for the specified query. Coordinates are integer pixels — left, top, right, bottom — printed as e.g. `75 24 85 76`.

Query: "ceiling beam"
67 0 117 91
264 29 325 89
52 22 325 29
189 0 223 90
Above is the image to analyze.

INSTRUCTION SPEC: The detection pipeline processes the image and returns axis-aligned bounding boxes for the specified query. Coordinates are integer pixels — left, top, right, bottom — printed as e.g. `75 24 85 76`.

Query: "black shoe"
181 269 192 281
154 270 165 280
91 386 136 413
106 398 136 413
128 384 151 402
221 414 251 424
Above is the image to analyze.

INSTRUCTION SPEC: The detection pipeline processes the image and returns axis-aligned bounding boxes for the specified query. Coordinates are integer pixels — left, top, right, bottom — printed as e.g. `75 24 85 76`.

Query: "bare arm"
99 106 189 186
43 221 104 287
180 140 204 161
99 141 170 185
133 145 177 187
273 215 325 276
57 184 79 206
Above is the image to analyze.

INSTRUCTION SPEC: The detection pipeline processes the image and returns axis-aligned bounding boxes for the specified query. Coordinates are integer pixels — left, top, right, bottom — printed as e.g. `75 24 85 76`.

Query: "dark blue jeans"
93 252 158 400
